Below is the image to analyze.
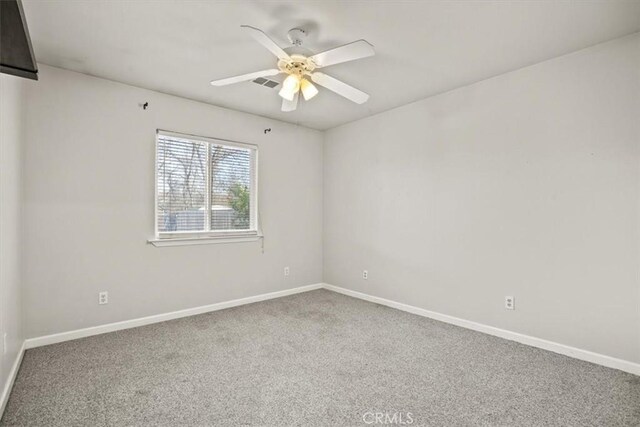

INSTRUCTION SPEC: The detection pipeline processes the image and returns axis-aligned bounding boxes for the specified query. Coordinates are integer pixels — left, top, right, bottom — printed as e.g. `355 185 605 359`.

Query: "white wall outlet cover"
284 266 290 277
362 270 368 280
505 296 515 310
99 291 108 305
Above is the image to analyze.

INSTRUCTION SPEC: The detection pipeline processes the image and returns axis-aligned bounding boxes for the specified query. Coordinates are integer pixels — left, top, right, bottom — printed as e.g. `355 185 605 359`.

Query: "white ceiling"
22 0 640 130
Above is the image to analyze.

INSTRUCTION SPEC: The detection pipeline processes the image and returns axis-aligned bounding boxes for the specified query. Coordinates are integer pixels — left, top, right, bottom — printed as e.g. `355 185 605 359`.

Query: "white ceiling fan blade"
309 40 374 68
281 91 299 112
241 25 290 61
311 72 370 104
210 69 281 86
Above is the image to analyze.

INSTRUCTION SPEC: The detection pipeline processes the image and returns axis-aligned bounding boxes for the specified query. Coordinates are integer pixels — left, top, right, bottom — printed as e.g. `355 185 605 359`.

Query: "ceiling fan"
210 26 375 112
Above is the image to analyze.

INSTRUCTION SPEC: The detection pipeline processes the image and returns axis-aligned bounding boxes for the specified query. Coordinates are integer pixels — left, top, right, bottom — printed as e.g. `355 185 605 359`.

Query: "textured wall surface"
22 65 323 338
0 74 27 407
324 34 640 363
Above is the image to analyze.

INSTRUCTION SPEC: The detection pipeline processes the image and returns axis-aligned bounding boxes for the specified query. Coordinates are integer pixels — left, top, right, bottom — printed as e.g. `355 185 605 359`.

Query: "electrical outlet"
362 270 368 280
284 266 290 277
99 291 108 305
3 333 6 355
505 296 515 310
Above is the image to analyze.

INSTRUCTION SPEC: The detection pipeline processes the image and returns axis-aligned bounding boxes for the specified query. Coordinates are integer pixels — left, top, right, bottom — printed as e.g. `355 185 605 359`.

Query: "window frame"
153 129 259 243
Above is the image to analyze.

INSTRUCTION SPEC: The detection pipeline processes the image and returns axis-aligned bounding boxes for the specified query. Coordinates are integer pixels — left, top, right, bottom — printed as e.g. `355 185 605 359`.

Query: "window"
155 130 258 241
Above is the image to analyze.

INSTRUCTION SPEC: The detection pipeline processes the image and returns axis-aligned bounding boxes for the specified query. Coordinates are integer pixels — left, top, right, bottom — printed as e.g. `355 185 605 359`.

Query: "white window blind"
155 131 258 239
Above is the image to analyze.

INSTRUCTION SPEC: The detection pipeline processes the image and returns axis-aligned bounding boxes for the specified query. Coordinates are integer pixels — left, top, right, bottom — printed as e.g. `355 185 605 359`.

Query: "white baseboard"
21 282 640 377
1 340 25 418
25 283 323 349
323 283 640 376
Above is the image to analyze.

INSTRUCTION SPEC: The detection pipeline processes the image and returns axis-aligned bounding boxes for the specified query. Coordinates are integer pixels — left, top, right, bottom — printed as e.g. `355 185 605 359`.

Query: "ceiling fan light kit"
210 25 375 112
300 78 319 100
277 54 319 101
279 74 300 101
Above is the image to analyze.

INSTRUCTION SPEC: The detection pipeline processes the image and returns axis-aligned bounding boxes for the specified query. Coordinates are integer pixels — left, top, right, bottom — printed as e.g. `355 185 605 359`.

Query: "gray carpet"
1 289 639 426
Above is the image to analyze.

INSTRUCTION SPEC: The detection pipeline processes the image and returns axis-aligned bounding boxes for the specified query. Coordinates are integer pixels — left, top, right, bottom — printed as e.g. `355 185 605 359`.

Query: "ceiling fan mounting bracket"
287 28 308 46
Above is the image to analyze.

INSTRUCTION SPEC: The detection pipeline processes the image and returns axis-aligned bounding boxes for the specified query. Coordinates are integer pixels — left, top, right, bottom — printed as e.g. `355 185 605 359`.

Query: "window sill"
147 234 262 247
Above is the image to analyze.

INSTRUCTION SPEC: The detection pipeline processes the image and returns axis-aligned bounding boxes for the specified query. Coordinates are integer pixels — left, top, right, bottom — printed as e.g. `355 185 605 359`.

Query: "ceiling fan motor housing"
278 54 316 77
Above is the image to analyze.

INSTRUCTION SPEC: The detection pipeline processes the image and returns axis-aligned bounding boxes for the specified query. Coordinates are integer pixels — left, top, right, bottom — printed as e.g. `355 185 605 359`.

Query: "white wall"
324 34 640 364
22 65 323 338
0 74 26 404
